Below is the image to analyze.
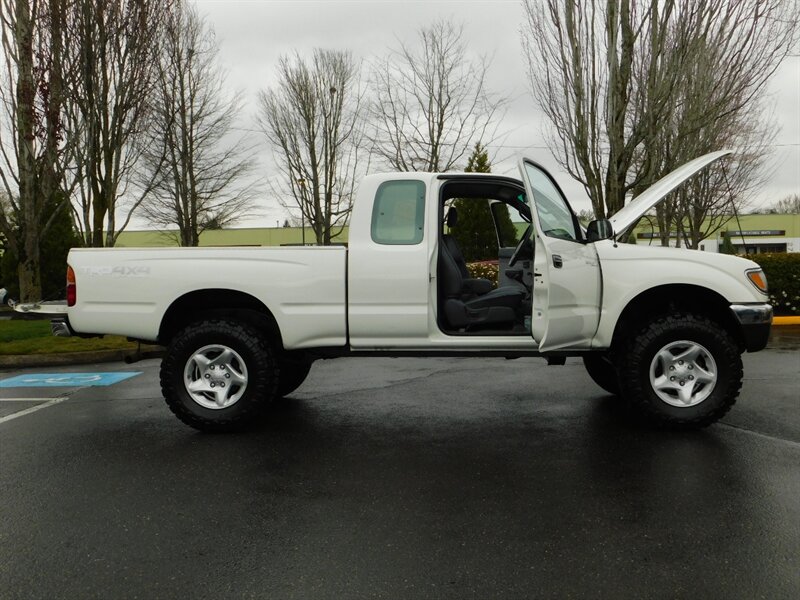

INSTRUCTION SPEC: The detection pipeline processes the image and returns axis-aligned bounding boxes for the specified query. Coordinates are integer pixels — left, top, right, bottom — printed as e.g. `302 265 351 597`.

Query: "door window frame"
521 160 586 244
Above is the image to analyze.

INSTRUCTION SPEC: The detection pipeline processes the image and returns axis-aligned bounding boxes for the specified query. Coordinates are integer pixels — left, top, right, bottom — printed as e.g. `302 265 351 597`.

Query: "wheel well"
158 289 282 348
611 284 743 352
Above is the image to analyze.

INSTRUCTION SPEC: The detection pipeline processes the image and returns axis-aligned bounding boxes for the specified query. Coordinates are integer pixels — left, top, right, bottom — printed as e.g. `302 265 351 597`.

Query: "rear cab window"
371 180 426 245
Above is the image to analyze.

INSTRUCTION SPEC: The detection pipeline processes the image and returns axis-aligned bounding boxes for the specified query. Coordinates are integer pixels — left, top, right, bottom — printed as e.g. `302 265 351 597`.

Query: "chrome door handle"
552 255 563 268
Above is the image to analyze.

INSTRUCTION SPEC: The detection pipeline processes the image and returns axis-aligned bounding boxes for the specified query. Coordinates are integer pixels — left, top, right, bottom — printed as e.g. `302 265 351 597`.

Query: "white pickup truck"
54 151 772 431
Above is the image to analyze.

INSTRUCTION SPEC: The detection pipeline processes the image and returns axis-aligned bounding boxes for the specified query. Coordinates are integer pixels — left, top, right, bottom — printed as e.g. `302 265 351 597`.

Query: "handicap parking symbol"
0 372 141 388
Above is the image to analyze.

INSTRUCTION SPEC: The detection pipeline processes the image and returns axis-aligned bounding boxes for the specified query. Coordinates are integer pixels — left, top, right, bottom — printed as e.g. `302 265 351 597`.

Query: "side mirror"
586 219 614 242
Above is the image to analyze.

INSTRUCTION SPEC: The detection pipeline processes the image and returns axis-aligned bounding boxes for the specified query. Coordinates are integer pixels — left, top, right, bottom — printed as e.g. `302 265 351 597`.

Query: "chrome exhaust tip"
51 318 72 337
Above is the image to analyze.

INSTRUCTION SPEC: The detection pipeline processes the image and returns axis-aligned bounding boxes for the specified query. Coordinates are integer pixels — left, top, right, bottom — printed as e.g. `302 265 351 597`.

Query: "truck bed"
67 246 348 349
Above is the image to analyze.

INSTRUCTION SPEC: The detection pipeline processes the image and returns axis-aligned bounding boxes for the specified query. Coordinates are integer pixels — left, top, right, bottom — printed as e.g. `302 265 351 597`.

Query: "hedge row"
467 252 800 315
748 253 800 316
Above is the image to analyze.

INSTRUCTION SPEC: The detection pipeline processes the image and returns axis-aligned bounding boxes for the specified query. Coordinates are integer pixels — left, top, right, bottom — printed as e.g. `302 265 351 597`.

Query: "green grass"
0 319 139 355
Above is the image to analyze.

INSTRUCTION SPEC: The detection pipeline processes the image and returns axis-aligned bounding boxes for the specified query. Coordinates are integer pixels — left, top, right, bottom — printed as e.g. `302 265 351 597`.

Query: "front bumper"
730 303 772 352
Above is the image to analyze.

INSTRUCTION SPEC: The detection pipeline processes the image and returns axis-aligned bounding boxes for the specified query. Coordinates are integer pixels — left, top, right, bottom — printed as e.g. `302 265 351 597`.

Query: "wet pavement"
766 323 800 350
0 332 798 599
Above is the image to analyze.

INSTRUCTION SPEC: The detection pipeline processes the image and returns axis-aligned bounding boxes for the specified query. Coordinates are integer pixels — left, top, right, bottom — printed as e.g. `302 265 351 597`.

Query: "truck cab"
348 171 542 350
348 151 770 355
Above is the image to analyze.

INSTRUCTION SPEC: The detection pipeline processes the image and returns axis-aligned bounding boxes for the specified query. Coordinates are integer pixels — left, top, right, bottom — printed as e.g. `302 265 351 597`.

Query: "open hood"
609 150 733 236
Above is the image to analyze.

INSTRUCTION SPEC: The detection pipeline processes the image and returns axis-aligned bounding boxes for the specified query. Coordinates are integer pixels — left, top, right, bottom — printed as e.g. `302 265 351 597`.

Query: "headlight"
745 268 768 294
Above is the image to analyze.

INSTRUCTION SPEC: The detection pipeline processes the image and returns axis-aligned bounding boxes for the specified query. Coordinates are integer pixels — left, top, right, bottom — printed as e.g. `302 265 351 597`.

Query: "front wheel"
618 313 742 429
160 317 279 432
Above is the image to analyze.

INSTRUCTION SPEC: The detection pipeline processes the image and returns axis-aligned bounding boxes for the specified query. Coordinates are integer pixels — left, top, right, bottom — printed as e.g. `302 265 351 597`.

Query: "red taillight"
66 265 76 306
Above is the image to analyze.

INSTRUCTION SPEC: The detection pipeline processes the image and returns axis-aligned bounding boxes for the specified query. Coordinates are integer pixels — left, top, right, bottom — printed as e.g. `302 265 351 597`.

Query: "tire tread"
618 313 742 429
160 317 278 432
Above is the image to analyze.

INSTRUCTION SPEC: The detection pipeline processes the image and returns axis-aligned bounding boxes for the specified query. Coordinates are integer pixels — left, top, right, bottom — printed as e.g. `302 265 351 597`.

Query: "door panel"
519 159 602 351
348 178 433 348
534 236 601 349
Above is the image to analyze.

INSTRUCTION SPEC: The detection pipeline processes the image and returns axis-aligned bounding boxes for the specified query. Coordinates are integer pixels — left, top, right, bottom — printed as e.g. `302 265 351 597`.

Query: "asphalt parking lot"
1 333 799 599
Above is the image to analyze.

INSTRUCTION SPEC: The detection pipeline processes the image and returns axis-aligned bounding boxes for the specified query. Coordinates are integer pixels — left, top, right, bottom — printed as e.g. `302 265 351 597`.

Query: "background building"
114 213 799 254
632 214 799 254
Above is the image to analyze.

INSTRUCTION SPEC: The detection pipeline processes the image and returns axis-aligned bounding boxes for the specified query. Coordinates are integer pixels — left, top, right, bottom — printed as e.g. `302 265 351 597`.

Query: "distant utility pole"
297 178 306 245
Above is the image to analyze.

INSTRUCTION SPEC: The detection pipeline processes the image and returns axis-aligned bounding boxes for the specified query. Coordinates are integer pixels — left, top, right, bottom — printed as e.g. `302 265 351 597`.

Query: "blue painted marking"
0 372 141 388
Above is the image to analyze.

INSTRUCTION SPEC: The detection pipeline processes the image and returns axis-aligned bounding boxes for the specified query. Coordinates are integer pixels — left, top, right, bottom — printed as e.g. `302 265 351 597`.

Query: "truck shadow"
218 390 784 595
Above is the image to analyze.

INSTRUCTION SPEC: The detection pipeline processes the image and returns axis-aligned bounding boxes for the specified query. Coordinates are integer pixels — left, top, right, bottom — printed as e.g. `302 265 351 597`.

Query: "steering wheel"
508 225 533 267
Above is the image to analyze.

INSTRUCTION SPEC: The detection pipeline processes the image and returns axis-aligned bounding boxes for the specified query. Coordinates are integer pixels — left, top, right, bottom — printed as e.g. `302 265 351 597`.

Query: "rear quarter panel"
67 246 347 349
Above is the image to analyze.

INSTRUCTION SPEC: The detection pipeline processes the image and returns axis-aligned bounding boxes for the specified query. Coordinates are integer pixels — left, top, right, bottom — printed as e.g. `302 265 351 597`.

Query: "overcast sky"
190 0 800 228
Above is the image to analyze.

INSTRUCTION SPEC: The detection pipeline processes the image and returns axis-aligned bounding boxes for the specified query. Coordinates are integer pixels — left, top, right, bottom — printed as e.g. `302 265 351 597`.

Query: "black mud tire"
617 313 742 429
278 358 313 397
583 353 619 395
160 317 279 432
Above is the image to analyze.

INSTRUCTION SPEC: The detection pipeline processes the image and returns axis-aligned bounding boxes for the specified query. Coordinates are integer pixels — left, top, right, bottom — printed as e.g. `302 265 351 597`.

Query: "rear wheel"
618 313 742 429
160 317 279 432
582 353 619 395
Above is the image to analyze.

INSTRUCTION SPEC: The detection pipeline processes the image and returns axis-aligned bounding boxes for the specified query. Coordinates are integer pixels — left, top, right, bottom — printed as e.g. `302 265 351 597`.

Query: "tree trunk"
17 234 41 302
91 193 105 247
14 0 41 302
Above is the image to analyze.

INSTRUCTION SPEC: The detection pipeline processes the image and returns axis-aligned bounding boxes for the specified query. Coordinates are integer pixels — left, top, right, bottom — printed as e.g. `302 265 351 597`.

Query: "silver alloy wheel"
649 340 717 407
183 344 248 410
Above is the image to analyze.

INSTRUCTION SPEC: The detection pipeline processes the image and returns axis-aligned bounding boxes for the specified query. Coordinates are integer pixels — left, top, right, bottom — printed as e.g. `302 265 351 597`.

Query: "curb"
0 347 163 370
773 316 800 326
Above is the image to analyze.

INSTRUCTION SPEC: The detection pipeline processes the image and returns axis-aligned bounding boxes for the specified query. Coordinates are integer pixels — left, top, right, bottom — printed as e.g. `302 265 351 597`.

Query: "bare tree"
522 0 797 221
63 0 173 247
137 3 257 247
649 98 776 248
370 20 505 172
524 0 673 216
576 209 595 226
0 0 73 301
638 2 787 248
258 49 365 246
762 194 800 214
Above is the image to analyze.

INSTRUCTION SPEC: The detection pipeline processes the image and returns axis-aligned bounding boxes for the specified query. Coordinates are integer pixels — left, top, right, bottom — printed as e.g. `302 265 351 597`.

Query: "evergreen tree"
450 144 519 261
720 232 737 255
465 143 491 173
0 193 79 300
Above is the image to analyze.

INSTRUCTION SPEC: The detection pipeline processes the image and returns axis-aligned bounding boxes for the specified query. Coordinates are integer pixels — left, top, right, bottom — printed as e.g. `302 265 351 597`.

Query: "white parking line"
0 398 57 402
0 397 68 424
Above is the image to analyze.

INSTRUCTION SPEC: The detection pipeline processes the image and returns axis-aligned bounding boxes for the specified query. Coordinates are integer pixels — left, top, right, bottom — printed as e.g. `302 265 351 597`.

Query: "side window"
371 180 426 245
524 163 578 242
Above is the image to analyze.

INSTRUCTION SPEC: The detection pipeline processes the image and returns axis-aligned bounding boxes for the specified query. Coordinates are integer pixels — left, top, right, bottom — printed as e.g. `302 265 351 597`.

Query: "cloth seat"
439 207 524 329
442 207 494 298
